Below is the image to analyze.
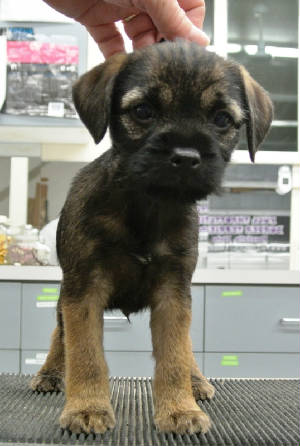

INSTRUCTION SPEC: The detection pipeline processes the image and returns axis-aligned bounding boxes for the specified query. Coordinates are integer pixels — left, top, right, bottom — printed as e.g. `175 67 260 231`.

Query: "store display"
1 26 79 118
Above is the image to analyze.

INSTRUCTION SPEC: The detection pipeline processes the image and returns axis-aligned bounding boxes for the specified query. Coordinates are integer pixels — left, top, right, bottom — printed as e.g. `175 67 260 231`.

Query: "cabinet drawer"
205 286 300 352
21 350 204 378
190 286 204 351
105 351 154 377
204 353 300 378
21 283 60 350
104 286 204 351
0 282 21 349
103 312 151 351
0 350 20 373
21 350 48 374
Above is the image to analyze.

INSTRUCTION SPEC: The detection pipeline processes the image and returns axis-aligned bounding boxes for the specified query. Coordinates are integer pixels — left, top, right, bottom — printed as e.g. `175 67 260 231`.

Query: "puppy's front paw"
60 401 116 434
30 372 64 392
155 401 211 434
192 376 215 401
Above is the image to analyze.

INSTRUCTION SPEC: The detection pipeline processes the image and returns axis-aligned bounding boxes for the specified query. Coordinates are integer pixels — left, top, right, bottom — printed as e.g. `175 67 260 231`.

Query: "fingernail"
188 26 210 46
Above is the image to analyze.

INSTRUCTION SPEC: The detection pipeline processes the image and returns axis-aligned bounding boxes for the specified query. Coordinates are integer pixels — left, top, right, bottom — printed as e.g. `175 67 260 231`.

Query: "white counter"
0 266 299 285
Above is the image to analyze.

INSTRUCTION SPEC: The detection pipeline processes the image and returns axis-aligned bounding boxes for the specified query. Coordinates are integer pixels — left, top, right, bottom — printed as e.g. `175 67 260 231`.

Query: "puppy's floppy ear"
72 53 128 144
239 66 273 162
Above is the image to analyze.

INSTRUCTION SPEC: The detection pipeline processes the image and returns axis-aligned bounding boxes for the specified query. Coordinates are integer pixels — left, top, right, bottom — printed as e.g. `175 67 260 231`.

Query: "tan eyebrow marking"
159 83 173 104
121 87 145 108
201 83 221 108
201 83 244 122
227 100 245 122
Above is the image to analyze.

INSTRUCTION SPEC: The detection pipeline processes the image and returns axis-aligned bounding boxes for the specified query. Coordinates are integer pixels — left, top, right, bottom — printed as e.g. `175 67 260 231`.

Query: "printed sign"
199 213 290 245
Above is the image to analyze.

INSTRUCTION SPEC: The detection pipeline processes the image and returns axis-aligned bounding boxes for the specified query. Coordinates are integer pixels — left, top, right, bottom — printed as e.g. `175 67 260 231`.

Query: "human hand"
43 0 209 58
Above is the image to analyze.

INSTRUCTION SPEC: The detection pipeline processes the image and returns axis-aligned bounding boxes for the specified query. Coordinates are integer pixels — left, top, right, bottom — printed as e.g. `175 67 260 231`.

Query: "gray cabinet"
103 312 152 352
190 287 204 351
0 350 19 373
21 351 205 377
21 283 59 350
19 285 204 377
105 352 204 378
205 286 300 353
103 286 204 352
21 350 48 374
0 282 21 348
0 283 21 373
105 352 154 377
0 281 299 377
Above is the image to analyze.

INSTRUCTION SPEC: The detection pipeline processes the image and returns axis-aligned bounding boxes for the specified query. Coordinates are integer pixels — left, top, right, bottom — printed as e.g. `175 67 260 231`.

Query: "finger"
178 0 206 28
123 13 157 50
86 22 125 58
142 0 209 46
78 2 138 26
42 0 97 18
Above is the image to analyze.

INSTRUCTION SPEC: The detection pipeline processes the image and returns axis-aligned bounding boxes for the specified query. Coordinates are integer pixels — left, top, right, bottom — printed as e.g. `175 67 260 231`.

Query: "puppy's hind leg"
30 323 65 392
191 355 215 401
188 336 215 401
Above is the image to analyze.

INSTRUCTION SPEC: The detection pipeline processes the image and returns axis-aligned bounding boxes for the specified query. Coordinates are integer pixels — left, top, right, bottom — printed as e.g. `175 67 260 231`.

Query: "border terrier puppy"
31 40 273 435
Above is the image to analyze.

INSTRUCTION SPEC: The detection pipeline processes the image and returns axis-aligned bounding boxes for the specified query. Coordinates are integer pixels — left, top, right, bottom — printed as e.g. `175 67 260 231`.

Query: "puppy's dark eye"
214 111 233 129
132 103 153 122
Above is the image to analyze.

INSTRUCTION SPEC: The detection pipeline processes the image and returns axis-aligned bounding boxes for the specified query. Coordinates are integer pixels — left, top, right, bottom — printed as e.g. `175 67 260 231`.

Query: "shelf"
0 265 298 285
0 125 90 145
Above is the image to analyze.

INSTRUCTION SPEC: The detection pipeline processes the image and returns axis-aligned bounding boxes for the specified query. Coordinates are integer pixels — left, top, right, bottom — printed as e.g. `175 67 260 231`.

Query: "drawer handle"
104 316 128 321
280 318 300 326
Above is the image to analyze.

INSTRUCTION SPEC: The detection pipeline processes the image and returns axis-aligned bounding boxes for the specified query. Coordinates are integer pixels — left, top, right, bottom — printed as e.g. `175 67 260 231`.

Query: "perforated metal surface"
0 374 299 446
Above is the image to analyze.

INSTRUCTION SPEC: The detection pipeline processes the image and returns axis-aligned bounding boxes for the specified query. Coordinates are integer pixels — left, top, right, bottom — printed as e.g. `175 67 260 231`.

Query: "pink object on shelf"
7 41 79 64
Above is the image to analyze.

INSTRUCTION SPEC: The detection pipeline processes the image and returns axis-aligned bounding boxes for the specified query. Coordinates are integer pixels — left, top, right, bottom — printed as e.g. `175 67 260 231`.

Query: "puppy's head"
73 41 273 201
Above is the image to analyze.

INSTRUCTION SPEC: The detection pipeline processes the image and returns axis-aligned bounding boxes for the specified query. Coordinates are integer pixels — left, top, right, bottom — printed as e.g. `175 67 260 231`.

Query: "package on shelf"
0 215 10 264
1 26 79 118
39 218 59 266
6 224 50 266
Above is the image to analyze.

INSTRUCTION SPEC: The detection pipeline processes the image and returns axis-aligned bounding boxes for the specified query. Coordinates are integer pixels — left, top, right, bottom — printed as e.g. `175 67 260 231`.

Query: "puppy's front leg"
60 289 115 434
150 289 211 434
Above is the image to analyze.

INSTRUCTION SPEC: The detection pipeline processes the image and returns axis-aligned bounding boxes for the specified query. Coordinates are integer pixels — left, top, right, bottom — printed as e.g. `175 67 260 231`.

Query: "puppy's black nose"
170 148 201 169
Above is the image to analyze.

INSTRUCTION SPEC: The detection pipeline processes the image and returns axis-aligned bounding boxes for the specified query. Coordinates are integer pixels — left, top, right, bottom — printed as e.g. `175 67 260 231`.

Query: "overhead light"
244 45 259 55
227 43 242 53
265 46 299 58
243 44 298 58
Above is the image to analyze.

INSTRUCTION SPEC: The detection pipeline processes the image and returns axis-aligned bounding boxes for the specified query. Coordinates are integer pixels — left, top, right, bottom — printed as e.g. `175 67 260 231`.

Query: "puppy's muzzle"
170 148 201 170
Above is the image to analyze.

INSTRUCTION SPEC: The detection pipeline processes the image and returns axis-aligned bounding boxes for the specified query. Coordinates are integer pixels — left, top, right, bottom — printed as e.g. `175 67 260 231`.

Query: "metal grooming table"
0 374 299 446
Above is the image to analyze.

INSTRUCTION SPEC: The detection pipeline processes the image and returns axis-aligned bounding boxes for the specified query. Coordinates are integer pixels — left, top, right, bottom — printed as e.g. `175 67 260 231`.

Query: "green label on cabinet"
42 288 58 293
37 295 59 301
221 355 239 366
222 290 243 297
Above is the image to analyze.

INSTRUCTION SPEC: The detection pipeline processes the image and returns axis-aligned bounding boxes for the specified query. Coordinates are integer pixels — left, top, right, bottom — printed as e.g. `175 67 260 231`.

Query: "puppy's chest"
105 240 178 314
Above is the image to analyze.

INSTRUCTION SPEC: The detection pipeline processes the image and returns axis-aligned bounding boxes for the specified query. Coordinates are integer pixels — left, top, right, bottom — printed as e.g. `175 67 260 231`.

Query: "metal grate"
0 374 299 446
